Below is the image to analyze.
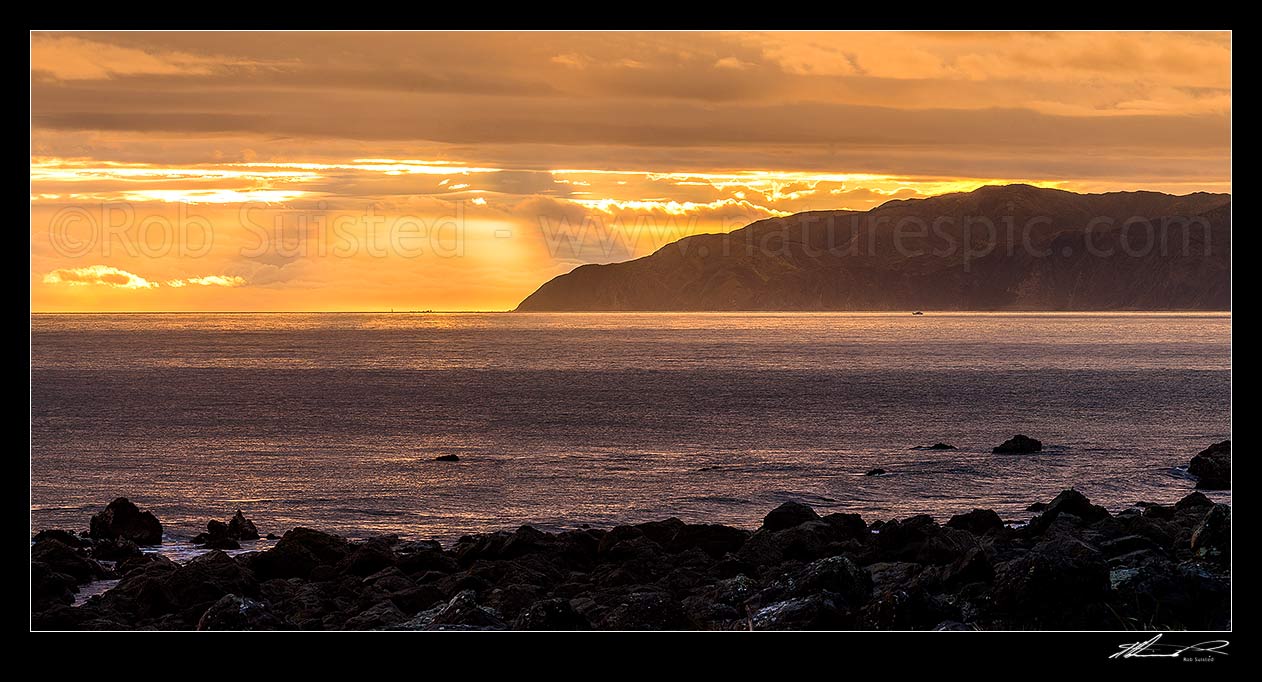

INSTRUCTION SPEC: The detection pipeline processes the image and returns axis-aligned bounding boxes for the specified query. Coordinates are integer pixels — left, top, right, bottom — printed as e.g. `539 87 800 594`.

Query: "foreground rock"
88 498 163 545
33 491 1230 631
992 435 1041 454
1188 440 1230 490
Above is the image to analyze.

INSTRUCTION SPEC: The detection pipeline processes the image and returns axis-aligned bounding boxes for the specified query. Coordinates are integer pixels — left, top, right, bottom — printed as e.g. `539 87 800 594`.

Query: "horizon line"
29 309 1233 315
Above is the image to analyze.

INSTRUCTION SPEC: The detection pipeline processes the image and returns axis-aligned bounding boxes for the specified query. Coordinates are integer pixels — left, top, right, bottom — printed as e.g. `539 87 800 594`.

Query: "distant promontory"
516 185 1230 312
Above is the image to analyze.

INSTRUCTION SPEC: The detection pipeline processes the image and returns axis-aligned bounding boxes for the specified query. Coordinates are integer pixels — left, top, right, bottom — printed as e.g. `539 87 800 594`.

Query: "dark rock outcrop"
88 498 163 545
913 443 956 450
513 598 590 630
761 501 820 532
1026 488 1110 535
1190 504 1230 568
1188 440 1230 490
32 529 86 548
90 537 143 562
197 594 286 630
192 520 241 550
32 539 107 584
992 537 1111 629
33 490 1231 631
228 511 260 540
992 435 1042 454
946 509 1005 536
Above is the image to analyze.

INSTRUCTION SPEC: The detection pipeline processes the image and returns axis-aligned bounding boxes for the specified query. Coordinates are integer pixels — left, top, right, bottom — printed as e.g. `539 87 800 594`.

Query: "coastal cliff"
517 185 1230 312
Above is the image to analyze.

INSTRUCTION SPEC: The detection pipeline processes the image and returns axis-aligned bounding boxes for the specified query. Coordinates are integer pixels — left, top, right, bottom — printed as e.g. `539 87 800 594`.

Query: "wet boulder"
162 550 259 610
344 600 408 630
761 501 820 532
1109 556 1230 630
1026 489 1111 535
1175 491 1214 511
946 509 1005 536
90 537 143 562
1188 440 1230 490
341 538 397 577
196 594 285 631
751 593 852 630
596 591 689 631
241 527 349 580
512 598 591 630
790 555 873 605
992 537 1110 628
31 529 86 548
88 498 163 545
417 590 507 630
31 562 80 611
192 520 240 550
31 539 107 583
1190 504 1230 567
227 511 260 540
666 524 750 558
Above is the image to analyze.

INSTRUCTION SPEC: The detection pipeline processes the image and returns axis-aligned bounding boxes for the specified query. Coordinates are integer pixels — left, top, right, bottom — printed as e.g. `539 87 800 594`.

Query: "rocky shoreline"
32 484 1231 631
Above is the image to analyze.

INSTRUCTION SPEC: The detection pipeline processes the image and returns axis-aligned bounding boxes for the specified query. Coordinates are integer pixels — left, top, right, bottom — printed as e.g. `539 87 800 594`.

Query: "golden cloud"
43 265 157 289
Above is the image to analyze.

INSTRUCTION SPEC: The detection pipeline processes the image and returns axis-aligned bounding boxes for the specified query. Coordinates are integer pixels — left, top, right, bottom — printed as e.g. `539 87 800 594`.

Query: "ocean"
30 312 1231 548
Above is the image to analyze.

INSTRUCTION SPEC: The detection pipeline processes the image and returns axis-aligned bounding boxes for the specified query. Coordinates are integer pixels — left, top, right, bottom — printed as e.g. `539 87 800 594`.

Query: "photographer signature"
1111 634 1229 659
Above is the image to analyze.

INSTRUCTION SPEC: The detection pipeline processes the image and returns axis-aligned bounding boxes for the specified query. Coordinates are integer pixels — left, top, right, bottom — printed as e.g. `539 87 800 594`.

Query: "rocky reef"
31 489 1230 631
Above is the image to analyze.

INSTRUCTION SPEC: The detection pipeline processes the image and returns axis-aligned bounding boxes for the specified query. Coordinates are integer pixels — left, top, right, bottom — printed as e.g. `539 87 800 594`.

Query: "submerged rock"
434 454 460 462
912 443 956 450
864 468 886 476
992 435 1042 454
88 498 163 545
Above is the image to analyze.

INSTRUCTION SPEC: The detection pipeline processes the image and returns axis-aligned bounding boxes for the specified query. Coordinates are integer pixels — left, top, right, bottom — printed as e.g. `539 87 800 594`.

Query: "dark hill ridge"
515 184 1231 311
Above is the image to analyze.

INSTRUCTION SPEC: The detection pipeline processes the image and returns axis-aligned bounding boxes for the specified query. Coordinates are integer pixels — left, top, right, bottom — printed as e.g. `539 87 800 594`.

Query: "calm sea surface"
31 313 1231 546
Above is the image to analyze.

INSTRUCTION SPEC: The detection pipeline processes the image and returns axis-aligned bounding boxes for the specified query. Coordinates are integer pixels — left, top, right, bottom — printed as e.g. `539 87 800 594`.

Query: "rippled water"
30 312 1231 547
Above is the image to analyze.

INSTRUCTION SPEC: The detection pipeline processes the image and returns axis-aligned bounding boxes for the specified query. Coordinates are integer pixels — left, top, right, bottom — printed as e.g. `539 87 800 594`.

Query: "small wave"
1164 466 1197 481
767 491 837 505
332 507 406 517
680 495 753 505
29 503 97 512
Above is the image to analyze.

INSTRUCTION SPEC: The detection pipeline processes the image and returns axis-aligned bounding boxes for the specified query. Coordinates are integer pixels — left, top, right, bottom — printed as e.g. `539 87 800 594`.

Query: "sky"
30 31 1231 311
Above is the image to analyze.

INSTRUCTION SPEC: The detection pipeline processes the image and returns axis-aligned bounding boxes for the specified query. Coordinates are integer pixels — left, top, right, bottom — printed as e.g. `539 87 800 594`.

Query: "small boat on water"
912 311 924 316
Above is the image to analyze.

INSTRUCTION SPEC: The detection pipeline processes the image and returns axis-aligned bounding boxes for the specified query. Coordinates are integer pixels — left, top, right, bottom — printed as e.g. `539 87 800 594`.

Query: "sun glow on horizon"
30 30 1230 312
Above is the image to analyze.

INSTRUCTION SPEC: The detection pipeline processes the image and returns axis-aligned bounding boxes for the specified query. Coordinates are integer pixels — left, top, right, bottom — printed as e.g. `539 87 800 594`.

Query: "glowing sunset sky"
30 31 1231 311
